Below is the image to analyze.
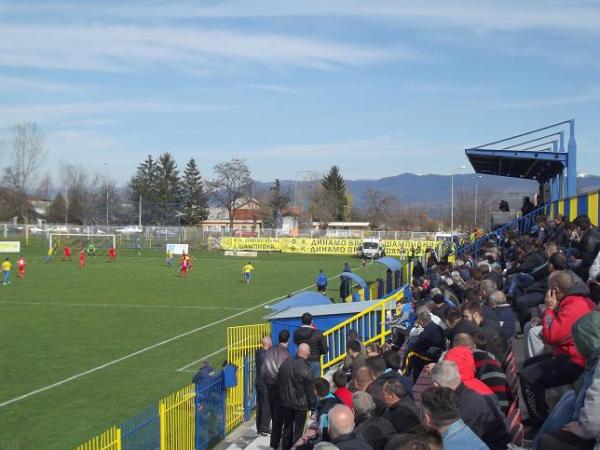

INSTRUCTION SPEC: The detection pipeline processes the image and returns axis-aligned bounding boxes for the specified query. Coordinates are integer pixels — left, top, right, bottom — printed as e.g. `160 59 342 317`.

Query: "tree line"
0 122 489 231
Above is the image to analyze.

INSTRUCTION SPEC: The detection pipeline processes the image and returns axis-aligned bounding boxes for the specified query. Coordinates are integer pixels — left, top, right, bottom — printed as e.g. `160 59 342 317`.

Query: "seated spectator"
572 215 600 282
442 346 493 396
420 386 489 450
382 380 420 434
353 392 396 450
431 360 510 450
353 366 374 393
402 425 444 450
444 308 479 346
535 310 600 449
488 291 516 339
379 351 413 399
343 340 367 380
328 405 373 450
520 271 595 426
462 301 508 361
315 377 343 440
366 343 382 358
332 371 353 408
429 293 454 322
365 357 390 415
478 279 497 304
404 310 446 381
453 332 511 413
505 241 547 298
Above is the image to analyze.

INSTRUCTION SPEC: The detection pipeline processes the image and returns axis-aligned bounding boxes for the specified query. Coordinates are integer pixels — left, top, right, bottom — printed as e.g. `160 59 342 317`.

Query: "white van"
361 238 385 259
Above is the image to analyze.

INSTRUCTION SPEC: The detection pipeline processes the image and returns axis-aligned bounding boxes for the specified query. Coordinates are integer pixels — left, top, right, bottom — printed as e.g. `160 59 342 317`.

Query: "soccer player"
87 242 96 257
184 252 192 271
79 249 86 269
63 245 72 261
242 262 254 284
179 256 188 278
166 250 174 267
17 256 26 279
108 246 117 263
2 257 11 286
45 246 54 263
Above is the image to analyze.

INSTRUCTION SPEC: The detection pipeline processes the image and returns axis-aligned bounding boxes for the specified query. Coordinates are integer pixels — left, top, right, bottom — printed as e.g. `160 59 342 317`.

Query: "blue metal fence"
195 372 226 450
120 404 160 450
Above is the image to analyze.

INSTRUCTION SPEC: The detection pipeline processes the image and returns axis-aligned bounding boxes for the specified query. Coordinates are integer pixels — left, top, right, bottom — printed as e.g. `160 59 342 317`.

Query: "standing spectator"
431 360 510 450
462 301 508 361
332 370 353 408
488 291 516 340
294 312 328 376
255 336 272 436
353 392 396 450
573 215 600 281
278 343 316 450
520 196 536 216
328 405 373 450
520 271 595 425
316 269 328 293
262 330 290 449
382 380 420 434
420 386 489 450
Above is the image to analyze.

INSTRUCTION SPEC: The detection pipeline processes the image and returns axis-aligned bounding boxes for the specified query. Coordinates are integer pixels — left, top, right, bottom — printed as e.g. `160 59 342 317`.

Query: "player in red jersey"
108 246 117 262
79 249 86 269
17 256 26 279
179 256 188 278
63 245 72 261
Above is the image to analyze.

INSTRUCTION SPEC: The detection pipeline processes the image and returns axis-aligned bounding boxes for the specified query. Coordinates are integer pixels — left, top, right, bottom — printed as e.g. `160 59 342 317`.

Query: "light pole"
104 163 109 228
294 170 311 208
474 175 482 229
451 166 466 238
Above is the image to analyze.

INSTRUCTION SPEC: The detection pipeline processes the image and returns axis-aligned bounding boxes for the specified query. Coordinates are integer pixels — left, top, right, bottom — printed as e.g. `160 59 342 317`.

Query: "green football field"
0 249 383 450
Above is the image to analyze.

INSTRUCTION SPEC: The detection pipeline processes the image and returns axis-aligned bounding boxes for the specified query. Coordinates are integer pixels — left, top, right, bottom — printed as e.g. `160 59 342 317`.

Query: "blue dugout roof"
340 272 368 290
375 257 402 272
267 291 332 312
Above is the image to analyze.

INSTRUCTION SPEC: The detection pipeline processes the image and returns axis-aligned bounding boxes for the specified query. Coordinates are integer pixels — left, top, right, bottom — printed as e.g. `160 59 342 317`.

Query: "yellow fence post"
159 402 166 450
74 426 122 450
380 301 386 345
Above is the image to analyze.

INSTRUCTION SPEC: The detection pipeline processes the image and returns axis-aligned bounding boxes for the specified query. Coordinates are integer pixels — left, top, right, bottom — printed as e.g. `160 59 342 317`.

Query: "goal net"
49 233 116 253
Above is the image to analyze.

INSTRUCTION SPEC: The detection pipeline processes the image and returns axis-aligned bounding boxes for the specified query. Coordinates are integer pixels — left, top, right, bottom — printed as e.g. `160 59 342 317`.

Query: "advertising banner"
0 241 20 253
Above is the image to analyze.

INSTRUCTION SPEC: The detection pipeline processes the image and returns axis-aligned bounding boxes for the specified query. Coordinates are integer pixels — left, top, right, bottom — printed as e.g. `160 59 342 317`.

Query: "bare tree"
35 172 54 200
209 158 253 230
1 122 48 221
362 188 399 229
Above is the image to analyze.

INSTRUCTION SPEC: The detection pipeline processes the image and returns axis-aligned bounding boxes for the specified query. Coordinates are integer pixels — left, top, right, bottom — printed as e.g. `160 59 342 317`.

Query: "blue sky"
1 0 599 185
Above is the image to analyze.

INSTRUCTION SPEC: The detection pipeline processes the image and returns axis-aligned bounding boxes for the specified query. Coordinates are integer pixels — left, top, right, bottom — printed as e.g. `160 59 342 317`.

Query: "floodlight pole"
105 163 109 227
139 195 142 227
475 175 482 229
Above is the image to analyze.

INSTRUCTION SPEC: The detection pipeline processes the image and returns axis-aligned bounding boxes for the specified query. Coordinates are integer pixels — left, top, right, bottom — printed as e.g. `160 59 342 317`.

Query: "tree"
181 158 209 225
268 179 291 227
362 188 399 229
321 165 348 221
129 155 159 203
209 158 253 230
154 152 181 224
47 193 67 223
1 122 47 221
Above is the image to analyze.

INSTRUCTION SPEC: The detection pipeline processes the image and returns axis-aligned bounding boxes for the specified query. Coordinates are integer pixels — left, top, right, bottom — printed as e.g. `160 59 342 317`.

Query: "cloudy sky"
1 0 599 184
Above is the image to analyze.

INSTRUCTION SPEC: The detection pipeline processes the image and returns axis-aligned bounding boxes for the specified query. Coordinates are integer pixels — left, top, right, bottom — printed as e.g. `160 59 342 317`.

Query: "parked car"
154 229 178 237
29 226 45 234
48 225 68 233
116 225 143 234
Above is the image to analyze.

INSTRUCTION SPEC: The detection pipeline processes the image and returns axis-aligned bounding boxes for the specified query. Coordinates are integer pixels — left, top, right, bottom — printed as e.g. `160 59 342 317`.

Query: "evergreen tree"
268 179 290 227
129 154 158 203
154 152 182 224
321 165 348 221
46 193 67 223
181 158 209 224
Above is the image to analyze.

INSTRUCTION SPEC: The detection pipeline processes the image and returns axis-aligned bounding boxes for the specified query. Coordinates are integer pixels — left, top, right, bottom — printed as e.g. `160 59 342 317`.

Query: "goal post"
48 233 116 251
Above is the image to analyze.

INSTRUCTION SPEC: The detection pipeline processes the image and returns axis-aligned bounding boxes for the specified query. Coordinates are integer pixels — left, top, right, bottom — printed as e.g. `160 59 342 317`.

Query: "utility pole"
105 163 109 227
138 195 142 227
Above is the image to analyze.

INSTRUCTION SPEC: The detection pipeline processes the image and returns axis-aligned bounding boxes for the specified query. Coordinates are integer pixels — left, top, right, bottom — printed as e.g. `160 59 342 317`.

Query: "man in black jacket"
382 380 420 434
261 329 291 449
353 392 396 450
278 343 317 450
404 310 446 381
462 301 508 362
294 312 328 376
573 215 600 281
431 360 510 450
328 404 373 450
255 335 272 436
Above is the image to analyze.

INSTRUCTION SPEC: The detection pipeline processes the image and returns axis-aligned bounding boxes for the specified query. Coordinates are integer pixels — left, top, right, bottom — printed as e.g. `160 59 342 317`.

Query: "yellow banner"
0 241 21 253
219 237 437 256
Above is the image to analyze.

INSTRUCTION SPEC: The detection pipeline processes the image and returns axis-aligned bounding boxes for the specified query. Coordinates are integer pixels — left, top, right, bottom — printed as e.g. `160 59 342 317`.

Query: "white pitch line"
176 346 229 372
0 301 247 311
0 262 370 409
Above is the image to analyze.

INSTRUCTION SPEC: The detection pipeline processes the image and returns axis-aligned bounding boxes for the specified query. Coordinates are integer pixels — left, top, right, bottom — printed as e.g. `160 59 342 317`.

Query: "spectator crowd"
253 211 600 450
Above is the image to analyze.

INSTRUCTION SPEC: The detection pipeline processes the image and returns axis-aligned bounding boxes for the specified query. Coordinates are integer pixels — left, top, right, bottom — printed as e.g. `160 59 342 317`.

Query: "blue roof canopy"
267 291 332 312
375 257 402 272
340 272 368 290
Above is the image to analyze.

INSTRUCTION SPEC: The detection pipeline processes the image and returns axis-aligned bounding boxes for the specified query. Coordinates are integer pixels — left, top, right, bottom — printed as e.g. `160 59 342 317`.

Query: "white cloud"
0 75 83 92
0 24 401 73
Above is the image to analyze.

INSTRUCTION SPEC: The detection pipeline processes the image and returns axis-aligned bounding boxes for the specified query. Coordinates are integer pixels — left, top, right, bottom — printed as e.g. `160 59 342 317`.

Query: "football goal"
49 233 116 252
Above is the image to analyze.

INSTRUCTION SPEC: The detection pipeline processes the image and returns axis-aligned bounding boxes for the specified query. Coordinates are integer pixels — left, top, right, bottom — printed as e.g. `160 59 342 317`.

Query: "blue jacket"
442 419 489 450
316 273 328 287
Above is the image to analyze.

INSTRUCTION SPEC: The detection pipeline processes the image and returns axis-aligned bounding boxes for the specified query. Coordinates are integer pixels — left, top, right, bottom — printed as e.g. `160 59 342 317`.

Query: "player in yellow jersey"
2 257 12 286
242 262 254 284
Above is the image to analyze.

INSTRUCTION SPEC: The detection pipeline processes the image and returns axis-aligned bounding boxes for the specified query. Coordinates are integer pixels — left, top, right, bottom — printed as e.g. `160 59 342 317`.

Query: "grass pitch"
0 249 383 450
